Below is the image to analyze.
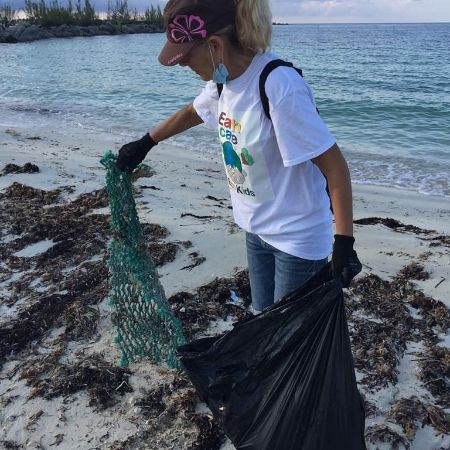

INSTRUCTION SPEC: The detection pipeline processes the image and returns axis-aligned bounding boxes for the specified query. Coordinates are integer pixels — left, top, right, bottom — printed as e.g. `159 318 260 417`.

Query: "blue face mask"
208 42 228 84
213 63 229 84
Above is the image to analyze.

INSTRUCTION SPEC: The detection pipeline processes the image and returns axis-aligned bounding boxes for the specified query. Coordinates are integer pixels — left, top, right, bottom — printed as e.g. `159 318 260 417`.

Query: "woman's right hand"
117 133 157 172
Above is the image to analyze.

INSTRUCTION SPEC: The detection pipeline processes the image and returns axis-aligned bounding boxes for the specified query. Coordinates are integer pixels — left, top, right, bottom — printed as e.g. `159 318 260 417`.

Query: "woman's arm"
313 143 362 286
150 102 203 143
117 103 203 172
312 143 353 236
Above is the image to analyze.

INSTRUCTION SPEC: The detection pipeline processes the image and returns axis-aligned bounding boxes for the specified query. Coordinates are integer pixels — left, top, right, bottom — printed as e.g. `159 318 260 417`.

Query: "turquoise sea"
1 23 449 196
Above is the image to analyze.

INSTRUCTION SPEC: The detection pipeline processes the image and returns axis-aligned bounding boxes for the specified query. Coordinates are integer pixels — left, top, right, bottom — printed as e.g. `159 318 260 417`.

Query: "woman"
117 0 362 313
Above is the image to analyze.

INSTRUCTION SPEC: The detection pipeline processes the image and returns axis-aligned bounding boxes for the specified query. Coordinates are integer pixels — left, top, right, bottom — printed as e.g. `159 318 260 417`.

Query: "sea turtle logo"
222 142 254 185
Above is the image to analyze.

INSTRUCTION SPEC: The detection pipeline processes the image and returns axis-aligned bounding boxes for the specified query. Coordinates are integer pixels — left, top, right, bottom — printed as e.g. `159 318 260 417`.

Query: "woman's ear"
208 36 224 54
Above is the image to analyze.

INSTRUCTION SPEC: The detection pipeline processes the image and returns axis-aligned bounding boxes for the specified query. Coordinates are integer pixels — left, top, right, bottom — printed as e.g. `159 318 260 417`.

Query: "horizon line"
273 21 450 25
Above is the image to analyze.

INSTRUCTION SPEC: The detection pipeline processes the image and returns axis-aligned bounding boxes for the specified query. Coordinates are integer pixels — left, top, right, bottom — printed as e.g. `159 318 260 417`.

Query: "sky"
271 0 450 23
6 0 450 23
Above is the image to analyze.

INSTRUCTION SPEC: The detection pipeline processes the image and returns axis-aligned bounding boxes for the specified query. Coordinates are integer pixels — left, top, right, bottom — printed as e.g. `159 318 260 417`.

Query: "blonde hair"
235 0 272 52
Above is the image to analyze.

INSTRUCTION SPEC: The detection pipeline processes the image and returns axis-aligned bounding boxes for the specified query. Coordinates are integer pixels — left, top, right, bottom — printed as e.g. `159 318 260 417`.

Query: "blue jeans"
246 232 328 313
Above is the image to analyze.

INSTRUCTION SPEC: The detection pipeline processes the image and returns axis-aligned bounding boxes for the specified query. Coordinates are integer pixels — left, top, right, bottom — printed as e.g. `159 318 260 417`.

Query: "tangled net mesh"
101 151 185 368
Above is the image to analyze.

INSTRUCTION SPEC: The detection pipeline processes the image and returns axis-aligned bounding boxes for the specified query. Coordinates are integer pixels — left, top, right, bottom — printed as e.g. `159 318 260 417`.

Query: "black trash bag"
178 263 366 450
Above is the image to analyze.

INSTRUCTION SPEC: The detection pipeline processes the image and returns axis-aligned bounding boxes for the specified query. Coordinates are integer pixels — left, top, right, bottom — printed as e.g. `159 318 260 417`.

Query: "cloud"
270 0 450 23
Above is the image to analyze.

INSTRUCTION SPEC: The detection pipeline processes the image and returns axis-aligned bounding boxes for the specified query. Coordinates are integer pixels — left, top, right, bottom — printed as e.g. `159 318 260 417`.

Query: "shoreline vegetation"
0 0 165 42
0 1 292 43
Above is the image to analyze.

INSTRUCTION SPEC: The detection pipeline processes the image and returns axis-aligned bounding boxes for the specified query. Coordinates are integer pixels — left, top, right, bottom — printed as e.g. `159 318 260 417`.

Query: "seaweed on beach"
427 234 450 248
365 424 410 450
388 397 424 440
350 273 414 324
141 222 170 241
416 345 450 407
26 409 45 431
0 292 75 364
70 187 109 209
396 262 430 281
423 405 450 435
187 414 225 450
109 373 225 450
350 317 407 388
393 266 450 334
0 185 109 260
347 274 412 388
147 241 179 266
0 259 108 356
19 336 133 410
29 354 133 410
354 217 436 235
348 263 450 391
19 339 67 387
135 385 167 417
0 441 22 450
387 397 450 439
130 163 157 181
181 251 206 271
1 162 40 175
0 182 62 209
353 263 450 333
354 216 450 248
405 290 449 334
109 415 224 450
361 395 379 419
195 271 250 306
168 269 252 340
64 301 100 340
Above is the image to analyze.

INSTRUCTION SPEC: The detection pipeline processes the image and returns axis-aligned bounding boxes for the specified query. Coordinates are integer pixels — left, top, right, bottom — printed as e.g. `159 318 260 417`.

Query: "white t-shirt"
193 52 335 260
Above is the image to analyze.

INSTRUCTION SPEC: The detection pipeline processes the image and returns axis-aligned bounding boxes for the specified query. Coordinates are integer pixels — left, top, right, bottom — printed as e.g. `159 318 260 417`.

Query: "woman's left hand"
331 234 362 287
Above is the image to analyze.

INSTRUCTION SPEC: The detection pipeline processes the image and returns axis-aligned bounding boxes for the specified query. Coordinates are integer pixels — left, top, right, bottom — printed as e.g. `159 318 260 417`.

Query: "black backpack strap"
259 59 304 120
216 83 223 98
260 59 329 211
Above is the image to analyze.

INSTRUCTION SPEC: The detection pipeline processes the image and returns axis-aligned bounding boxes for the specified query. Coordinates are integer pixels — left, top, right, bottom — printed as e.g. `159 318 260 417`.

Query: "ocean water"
1 23 449 197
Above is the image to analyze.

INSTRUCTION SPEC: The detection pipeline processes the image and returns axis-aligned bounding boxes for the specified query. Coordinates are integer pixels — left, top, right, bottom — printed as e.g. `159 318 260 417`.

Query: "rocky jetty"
0 22 164 43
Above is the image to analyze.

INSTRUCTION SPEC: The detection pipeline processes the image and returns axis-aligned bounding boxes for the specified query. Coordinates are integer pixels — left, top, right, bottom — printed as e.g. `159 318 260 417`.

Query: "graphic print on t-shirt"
218 109 275 203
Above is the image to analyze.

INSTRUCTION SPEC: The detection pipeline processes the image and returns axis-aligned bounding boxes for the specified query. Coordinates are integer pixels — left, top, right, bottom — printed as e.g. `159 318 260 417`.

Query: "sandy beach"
0 123 449 450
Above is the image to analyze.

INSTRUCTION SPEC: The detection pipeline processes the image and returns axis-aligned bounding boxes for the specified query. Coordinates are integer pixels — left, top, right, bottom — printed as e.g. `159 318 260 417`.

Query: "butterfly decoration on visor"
169 15 207 43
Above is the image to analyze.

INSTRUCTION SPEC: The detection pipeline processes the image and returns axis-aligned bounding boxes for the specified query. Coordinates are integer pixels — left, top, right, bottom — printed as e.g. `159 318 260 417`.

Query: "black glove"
117 133 157 172
332 234 362 288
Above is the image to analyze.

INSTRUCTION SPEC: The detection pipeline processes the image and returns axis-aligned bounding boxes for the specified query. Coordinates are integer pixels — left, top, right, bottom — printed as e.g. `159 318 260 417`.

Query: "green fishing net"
101 151 185 368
